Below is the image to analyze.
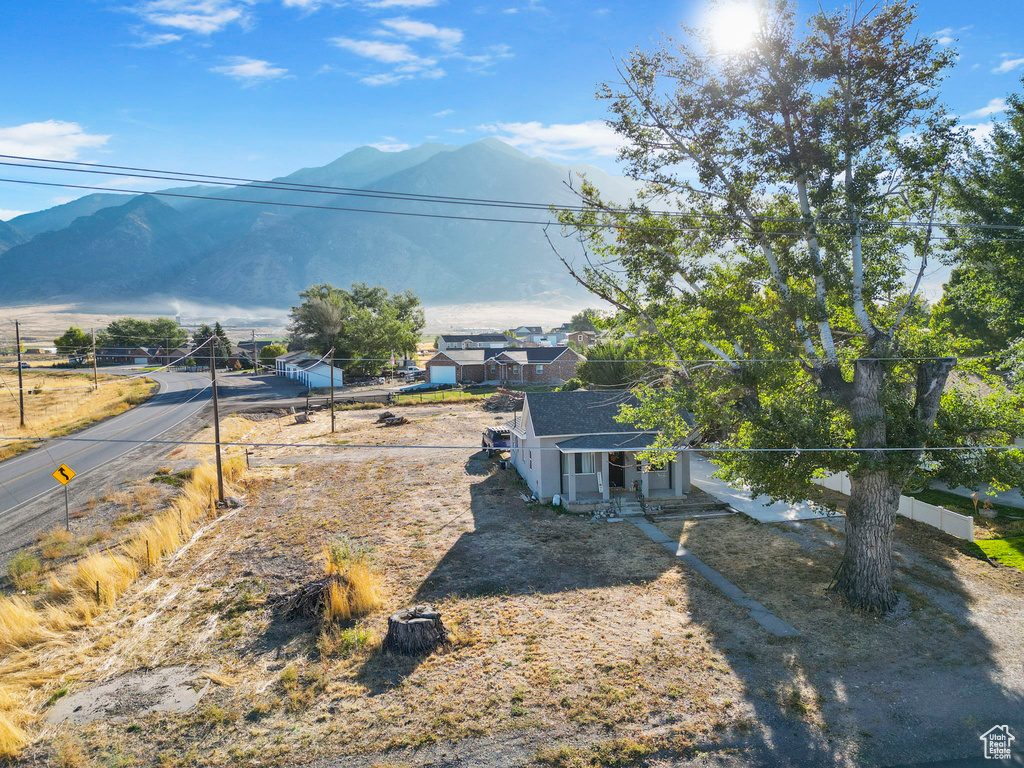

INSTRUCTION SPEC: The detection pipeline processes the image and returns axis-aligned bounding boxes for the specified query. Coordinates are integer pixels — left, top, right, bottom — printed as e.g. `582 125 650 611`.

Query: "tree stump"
381 605 449 656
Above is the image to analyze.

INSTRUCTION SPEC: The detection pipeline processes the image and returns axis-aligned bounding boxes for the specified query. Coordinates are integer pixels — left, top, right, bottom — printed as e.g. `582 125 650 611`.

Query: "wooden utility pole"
91 328 99 390
209 339 225 504
14 320 25 428
251 329 257 372
330 349 336 434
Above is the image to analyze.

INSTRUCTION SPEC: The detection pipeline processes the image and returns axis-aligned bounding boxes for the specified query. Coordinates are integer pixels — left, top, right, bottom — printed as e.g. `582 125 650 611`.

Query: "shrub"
559 378 583 392
7 551 41 591
322 537 383 622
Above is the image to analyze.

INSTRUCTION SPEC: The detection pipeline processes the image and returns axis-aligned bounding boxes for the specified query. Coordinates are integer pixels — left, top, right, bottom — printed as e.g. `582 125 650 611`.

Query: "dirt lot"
10 403 1024 768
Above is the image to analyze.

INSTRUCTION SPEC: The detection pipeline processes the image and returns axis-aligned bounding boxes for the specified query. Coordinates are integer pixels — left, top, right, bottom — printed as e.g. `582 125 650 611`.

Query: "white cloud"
130 31 184 47
0 121 110 161
362 0 441 7
210 56 290 84
130 0 249 34
433 109 454 117
964 98 1007 118
368 137 411 151
331 37 429 64
332 36 446 84
964 122 995 145
0 209 29 221
993 57 1024 74
380 17 463 50
461 43 513 71
478 120 623 159
444 128 466 133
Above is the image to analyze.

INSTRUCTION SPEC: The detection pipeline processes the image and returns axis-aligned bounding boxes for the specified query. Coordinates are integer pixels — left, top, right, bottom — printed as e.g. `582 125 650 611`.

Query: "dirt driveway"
16 402 1024 768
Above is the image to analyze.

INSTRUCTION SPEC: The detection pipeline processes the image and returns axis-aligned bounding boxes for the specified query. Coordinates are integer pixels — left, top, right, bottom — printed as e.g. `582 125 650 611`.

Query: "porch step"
644 493 731 520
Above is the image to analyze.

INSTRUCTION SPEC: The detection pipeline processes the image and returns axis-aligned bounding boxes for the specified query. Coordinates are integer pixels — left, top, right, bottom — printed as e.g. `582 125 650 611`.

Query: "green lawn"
975 537 1024 570
905 487 1022 519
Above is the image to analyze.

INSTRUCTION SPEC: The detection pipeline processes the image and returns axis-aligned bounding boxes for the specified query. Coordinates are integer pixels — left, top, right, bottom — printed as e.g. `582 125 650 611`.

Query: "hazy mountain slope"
0 140 635 308
10 193 136 236
0 195 205 302
0 219 29 254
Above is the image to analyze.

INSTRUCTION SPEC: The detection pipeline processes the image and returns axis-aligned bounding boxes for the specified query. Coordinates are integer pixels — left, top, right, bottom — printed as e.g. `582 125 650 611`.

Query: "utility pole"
209 340 225 504
91 328 98 390
330 349 336 434
14 320 25 428
251 329 257 373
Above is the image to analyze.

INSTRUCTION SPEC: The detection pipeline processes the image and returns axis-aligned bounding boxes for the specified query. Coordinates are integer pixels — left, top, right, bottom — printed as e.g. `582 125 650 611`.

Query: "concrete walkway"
628 518 802 638
691 455 833 523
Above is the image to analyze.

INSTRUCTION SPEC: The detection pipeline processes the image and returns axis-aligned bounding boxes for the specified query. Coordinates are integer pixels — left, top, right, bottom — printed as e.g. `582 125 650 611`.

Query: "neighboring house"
550 322 572 334
274 351 343 389
436 333 512 352
508 391 691 504
521 332 567 346
486 347 582 384
96 346 164 365
566 330 598 348
512 326 543 338
424 347 583 385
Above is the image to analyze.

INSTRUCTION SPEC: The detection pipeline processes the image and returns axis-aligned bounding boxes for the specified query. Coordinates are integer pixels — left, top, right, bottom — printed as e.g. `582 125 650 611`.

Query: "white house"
275 352 344 389
436 333 512 351
508 391 691 506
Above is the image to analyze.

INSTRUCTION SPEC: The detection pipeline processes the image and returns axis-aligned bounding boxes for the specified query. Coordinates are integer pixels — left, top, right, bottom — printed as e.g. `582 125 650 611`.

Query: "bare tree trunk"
831 470 902 612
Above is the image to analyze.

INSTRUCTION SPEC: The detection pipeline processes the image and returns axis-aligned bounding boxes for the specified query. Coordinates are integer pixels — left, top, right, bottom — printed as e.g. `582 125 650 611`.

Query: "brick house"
425 347 583 385
566 330 598 348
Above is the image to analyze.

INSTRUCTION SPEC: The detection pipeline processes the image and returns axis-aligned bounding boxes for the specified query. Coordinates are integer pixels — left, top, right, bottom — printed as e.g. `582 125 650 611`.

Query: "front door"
607 452 625 488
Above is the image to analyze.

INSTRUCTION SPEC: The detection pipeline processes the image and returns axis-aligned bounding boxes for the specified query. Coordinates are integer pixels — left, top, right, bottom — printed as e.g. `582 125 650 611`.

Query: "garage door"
133 358 149 365
429 365 456 384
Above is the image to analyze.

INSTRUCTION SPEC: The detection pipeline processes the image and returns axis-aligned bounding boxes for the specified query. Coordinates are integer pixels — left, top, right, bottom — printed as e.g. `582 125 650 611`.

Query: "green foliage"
575 340 652 389
52 327 90 354
559 378 583 392
940 84 1024 351
553 0 1024 610
8 550 41 590
192 322 232 365
569 308 603 332
289 282 424 375
259 343 287 362
96 317 187 349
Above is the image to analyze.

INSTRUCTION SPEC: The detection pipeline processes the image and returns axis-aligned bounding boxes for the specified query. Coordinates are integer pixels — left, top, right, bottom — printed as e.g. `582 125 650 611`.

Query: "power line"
5 153 1024 233
0 434 1017 453
5 174 1024 243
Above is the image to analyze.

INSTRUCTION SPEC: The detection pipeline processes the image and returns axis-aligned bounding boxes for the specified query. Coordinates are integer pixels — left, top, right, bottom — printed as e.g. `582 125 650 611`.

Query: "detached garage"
429 365 457 384
424 350 487 384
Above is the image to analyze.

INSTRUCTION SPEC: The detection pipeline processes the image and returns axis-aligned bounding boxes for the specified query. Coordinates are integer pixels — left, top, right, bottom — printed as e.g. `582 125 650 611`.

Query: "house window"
561 453 595 474
513 366 520 374
536 364 544 373
528 449 532 469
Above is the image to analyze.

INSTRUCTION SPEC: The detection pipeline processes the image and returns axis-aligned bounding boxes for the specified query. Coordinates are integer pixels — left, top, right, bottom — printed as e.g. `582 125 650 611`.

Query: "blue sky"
2 0 1024 219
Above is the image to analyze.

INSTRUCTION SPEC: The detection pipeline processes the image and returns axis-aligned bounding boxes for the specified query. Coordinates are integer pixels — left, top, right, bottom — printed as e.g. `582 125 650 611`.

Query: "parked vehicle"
481 426 511 456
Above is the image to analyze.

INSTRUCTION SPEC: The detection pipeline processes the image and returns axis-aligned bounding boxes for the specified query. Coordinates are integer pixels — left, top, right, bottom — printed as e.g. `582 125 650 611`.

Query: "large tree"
289 282 424 374
96 317 188 349
192 322 233 366
935 79 1024 352
53 327 91 354
553 0 1024 611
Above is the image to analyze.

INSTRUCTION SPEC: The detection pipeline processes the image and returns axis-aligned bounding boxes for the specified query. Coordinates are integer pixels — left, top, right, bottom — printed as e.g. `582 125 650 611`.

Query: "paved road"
0 369 304 545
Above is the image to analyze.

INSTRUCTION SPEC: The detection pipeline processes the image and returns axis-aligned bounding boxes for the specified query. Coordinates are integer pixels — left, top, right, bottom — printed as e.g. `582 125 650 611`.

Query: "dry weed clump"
323 536 384 622
0 458 246 758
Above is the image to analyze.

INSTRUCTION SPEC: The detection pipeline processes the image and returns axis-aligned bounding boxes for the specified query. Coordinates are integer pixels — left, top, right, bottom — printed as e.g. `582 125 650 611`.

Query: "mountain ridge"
0 139 635 308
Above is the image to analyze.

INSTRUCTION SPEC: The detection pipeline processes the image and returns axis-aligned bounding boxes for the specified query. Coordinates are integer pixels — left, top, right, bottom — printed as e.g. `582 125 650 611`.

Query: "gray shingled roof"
494 347 576 364
525 391 643 437
438 334 510 343
555 433 660 451
429 350 487 364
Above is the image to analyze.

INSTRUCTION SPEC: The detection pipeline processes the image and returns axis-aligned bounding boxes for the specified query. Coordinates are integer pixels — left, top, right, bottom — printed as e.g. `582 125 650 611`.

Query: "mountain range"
0 139 637 309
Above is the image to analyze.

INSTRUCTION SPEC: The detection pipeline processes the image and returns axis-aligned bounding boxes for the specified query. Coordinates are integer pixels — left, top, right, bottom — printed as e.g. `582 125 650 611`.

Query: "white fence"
812 471 974 541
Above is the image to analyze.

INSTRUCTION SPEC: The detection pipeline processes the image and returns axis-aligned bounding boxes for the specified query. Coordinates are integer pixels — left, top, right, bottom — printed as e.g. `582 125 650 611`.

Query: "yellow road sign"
52 463 76 485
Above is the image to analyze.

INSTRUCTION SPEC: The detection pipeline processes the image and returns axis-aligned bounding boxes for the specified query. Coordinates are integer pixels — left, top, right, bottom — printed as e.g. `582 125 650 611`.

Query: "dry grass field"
0 370 156 460
3 403 1022 767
